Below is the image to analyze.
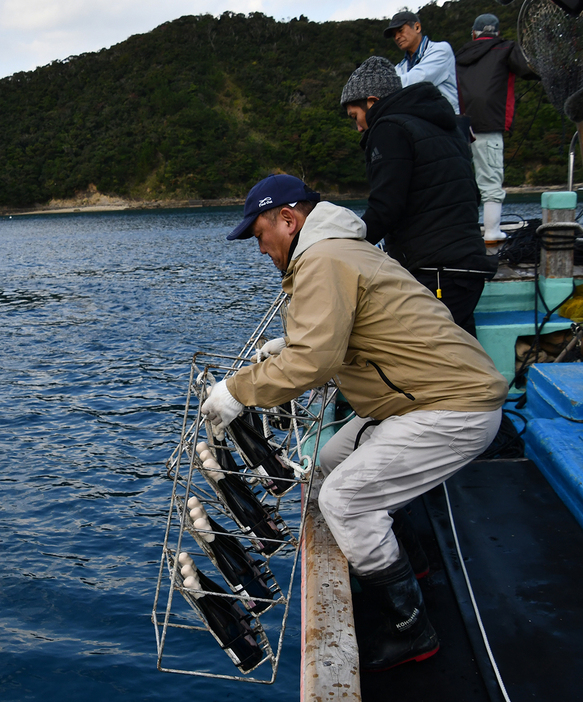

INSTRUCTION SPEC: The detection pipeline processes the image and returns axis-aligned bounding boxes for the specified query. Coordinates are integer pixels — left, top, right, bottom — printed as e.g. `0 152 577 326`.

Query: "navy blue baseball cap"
227 174 320 240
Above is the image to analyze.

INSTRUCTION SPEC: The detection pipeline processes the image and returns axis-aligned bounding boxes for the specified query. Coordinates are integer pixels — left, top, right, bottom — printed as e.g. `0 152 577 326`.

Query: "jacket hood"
455 36 505 66
363 83 457 139
291 201 367 263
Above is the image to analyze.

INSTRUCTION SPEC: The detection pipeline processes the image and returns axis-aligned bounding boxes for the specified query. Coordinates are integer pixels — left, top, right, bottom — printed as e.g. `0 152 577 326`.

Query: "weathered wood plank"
540 201 577 279
301 473 361 701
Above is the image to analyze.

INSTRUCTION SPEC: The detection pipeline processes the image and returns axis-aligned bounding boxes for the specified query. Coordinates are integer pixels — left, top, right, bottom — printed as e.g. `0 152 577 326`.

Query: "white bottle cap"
206 470 224 482
194 517 215 543
193 517 210 530
181 564 196 578
187 495 201 510
178 552 194 566
189 506 205 521
183 574 203 598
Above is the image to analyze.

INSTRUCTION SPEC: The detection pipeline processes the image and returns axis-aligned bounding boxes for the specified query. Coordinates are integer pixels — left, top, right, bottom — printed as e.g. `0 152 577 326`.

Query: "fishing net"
518 0 583 113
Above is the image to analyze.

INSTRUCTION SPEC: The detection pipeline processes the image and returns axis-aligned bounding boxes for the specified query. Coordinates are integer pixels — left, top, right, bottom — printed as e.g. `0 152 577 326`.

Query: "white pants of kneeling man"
318 408 502 576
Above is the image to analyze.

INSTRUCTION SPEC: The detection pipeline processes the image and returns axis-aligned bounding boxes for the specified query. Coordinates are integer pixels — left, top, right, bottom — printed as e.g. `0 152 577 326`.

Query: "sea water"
0 198 543 702
0 207 295 702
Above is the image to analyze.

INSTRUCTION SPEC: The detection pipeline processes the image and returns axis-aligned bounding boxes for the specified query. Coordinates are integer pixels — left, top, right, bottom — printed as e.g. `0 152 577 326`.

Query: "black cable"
510 226 577 394
475 410 526 460
497 217 541 267
503 409 528 436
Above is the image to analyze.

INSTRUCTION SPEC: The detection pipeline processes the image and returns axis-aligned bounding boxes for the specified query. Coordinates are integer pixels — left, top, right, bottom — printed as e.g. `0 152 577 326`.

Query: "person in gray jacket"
202 173 508 672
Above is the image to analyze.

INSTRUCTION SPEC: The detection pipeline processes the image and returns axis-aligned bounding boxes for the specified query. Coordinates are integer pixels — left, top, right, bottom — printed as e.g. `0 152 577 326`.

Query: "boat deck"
301 222 583 700
358 457 583 702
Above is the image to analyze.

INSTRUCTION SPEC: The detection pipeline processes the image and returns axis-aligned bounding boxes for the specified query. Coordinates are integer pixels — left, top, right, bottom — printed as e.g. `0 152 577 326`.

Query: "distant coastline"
2 9 581 220
2 183 580 218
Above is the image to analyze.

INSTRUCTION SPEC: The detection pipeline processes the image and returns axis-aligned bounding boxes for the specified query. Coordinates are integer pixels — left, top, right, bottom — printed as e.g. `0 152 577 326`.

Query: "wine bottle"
179 556 263 672
196 444 286 556
214 436 242 473
267 400 293 431
241 408 265 433
187 498 274 614
226 416 295 496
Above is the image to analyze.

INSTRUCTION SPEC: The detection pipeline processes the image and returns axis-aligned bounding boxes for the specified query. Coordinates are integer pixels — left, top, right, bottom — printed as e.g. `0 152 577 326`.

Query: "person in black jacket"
456 14 539 241
341 56 496 337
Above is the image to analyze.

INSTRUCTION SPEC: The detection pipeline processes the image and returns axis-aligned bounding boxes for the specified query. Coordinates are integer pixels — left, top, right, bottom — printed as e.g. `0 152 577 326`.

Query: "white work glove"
252 337 287 362
201 379 244 431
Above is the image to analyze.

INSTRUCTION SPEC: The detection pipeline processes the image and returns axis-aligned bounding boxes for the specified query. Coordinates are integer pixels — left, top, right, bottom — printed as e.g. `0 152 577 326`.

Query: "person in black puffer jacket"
341 56 496 337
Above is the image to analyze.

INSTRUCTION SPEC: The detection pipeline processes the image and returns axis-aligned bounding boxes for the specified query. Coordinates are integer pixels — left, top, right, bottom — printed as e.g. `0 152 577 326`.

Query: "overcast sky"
0 0 437 80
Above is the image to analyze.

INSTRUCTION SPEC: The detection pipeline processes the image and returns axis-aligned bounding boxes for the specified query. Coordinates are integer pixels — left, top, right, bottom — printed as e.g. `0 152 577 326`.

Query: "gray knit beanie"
340 56 402 106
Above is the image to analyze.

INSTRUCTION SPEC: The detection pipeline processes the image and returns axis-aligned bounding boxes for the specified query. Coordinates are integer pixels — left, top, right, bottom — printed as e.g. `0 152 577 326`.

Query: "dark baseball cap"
227 174 320 240
383 11 420 38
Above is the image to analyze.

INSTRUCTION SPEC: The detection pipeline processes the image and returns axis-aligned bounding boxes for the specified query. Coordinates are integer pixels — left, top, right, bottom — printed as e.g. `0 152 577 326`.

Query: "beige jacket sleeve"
226 246 356 408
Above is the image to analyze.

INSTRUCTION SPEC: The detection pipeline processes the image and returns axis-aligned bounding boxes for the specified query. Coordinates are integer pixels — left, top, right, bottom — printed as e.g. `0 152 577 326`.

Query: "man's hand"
201 379 244 431
252 337 287 362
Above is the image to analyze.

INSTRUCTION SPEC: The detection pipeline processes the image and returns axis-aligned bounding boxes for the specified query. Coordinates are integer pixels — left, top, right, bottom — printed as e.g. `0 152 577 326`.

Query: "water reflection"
0 288 67 309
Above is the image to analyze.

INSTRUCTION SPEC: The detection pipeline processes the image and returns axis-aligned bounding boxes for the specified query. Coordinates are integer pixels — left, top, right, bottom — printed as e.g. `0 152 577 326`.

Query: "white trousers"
318 408 502 575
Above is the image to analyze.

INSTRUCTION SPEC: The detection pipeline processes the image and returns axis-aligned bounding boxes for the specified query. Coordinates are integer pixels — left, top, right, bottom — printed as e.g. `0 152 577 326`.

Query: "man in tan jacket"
202 173 508 672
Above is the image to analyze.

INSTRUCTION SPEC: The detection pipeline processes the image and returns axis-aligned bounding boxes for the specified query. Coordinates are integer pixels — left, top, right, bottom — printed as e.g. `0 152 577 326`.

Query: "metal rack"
152 293 336 683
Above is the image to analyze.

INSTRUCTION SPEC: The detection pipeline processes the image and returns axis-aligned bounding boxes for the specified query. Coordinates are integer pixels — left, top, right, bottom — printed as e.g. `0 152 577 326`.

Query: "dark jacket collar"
361 82 456 149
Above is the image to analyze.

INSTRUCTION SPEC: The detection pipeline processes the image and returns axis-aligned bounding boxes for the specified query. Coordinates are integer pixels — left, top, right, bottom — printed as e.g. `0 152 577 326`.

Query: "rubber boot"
483 201 506 241
392 508 429 579
357 550 439 672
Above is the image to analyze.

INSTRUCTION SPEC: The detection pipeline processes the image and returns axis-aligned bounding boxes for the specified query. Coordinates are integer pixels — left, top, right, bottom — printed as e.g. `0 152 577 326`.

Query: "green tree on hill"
0 3 579 209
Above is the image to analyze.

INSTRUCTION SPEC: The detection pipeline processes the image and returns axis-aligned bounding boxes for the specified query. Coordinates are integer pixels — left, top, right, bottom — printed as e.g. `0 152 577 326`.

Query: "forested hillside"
0 0 579 208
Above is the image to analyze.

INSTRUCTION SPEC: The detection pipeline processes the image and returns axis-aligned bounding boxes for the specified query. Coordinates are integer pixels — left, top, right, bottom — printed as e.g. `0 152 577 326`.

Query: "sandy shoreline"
1 195 247 217
2 184 580 217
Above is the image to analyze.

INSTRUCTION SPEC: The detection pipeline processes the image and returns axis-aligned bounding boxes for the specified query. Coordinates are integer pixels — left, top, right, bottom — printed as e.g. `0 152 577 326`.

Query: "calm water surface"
0 207 296 702
0 199 542 701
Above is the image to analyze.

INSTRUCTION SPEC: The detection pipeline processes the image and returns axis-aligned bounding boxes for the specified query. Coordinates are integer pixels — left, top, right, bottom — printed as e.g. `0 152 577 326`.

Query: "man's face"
252 211 294 271
392 22 422 55
346 104 370 132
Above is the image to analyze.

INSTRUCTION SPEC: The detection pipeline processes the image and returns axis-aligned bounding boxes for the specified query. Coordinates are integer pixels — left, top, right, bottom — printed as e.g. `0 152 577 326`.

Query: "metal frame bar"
152 295 333 684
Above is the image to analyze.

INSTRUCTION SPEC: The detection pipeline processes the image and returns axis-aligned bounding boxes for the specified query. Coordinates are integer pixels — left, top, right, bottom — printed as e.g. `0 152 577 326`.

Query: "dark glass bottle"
194 515 275 614
214 437 242 473
181 562 263 672
267 401 293 431
201 456 286 556
241 408 264 433
226 416 295 496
